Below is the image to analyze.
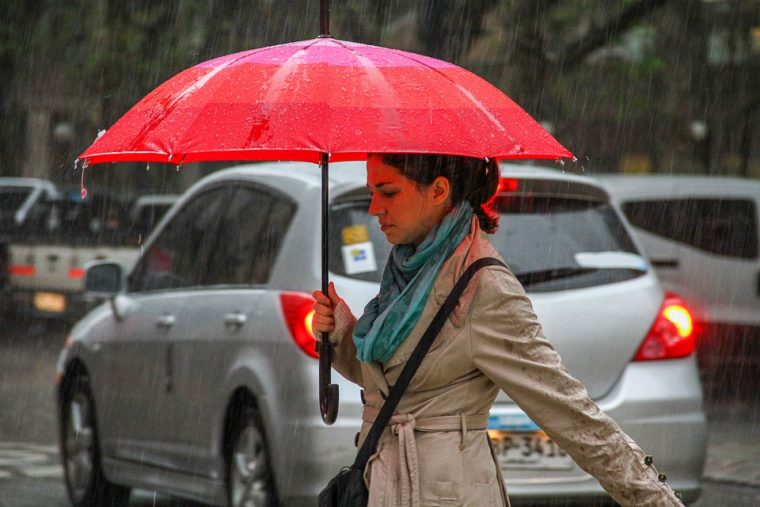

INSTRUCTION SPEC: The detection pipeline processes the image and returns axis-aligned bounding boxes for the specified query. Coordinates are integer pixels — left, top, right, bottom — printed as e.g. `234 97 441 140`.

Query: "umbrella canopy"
78 37 571 166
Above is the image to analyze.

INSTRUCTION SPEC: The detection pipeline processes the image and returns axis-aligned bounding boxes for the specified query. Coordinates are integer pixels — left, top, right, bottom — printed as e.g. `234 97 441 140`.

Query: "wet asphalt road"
1 319 759 506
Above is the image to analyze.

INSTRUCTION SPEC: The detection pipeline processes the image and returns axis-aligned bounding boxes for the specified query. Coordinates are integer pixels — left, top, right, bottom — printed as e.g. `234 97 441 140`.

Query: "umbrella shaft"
320 0 330 37
321 152 329 294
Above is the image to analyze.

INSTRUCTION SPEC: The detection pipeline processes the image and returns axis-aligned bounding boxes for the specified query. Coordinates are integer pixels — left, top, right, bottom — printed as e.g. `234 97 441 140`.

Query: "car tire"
227 405 278 507
60 374 130 507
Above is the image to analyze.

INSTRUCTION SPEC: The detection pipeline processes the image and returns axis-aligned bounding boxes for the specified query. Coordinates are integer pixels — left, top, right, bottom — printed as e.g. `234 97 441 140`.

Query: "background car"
56 161 706 507
0 177 60 321
6 191 177 322
598 174 760 397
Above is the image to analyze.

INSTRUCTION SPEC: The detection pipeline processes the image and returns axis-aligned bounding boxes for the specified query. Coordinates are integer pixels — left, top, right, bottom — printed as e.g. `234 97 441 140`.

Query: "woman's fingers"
312 313 334 335
312 283 345 337
326 282 342 307
312 289 336 335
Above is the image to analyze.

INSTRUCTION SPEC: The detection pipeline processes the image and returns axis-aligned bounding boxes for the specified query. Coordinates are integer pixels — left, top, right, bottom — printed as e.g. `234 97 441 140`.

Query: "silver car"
56 161 706 506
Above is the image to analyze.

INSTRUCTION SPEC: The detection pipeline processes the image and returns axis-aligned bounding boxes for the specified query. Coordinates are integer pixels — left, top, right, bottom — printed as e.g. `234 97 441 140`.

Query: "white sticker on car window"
342 241 377 274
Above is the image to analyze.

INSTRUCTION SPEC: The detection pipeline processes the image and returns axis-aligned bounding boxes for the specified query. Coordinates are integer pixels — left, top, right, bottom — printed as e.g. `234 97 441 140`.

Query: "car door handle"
650 258 679 269
156 314 176 329
224 312 247 328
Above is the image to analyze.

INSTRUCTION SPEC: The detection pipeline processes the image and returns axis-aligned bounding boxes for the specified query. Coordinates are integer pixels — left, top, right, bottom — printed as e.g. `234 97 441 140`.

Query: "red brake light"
68 267 85 279
9 264 35 276
634 293 696 361
279 292 318 359
498 178 519 193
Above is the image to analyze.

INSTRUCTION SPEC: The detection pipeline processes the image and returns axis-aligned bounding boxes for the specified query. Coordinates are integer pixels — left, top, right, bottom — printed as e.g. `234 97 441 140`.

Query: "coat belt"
361 408 490 507
361 406 489 432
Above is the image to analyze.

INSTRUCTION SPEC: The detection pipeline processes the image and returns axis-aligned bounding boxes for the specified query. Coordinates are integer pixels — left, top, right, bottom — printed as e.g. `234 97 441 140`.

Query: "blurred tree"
1 0 759 184
0 0 45 177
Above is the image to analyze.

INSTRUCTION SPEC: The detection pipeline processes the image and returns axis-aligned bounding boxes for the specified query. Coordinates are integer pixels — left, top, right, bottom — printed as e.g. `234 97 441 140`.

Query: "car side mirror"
84 261 130 321
85 261 126 295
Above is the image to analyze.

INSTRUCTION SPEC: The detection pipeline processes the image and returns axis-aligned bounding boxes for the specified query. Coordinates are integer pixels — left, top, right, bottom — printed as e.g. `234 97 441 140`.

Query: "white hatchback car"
56 162 706 507
598 174 760 391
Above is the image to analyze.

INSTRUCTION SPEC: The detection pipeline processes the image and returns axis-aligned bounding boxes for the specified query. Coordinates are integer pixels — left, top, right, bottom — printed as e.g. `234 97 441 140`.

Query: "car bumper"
490 355 707 504
7 288 96 320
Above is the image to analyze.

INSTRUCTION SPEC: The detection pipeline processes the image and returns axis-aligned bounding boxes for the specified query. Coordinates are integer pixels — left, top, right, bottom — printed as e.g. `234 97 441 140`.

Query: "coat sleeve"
328 300 364 386
468 268 683 507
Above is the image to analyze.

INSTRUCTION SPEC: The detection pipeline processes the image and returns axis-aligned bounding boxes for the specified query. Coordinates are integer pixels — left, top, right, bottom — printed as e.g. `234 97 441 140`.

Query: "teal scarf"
353 202 474 363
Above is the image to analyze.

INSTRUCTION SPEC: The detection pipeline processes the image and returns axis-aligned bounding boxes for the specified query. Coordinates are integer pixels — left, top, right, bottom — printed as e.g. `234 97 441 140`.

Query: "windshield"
0 187 32 214
329 192 645 292
10 192 135 247
490 195 644 291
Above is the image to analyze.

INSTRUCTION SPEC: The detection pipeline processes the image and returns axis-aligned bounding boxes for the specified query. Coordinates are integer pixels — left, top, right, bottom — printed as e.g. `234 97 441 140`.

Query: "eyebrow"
367 181 393 190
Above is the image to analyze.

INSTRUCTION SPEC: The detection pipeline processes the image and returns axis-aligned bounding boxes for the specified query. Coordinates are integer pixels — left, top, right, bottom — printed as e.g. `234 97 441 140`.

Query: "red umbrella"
78 5 572 425
79 38 570 165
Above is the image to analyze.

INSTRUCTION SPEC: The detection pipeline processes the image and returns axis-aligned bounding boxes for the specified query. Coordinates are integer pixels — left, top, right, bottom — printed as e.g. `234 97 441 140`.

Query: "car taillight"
498 178 519 193
633 293 695 361
68 267 85 279
279 292 318 359
9 264 35 276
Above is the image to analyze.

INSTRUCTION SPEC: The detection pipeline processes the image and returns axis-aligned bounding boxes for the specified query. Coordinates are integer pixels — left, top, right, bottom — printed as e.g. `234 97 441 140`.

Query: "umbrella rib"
376 47 523 155
241 38 324 151
329 39 403 154
127 46 279 159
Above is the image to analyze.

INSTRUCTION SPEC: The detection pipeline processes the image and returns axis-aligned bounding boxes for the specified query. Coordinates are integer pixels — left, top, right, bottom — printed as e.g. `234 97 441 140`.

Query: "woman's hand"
311 282 344 339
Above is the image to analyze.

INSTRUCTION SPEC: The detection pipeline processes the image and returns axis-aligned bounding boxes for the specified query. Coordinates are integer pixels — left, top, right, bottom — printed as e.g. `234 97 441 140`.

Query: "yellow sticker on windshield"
342 224 369 245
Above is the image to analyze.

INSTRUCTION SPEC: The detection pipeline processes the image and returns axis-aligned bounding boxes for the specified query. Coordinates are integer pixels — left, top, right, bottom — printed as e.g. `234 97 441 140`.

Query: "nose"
368 194 383 217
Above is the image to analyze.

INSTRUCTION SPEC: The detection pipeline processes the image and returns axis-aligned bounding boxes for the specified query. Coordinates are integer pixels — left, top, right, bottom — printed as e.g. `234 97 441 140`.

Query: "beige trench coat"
329 217 683 507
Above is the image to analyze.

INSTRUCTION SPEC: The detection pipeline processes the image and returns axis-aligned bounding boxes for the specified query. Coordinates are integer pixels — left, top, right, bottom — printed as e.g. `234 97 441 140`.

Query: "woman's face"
366 155 451 246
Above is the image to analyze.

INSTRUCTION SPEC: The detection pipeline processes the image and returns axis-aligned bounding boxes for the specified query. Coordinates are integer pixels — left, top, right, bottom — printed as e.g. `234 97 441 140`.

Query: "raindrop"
146 162 151 172
96 129 106 139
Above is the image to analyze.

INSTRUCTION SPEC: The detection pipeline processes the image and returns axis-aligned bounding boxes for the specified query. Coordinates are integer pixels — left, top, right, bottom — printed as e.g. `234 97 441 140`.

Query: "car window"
0 187 32 214
206 185 295 285
129 187 228 291
0 187 46 237
330 190 643 291
127 203 174 244
329 201 392 283
8 192 133 246
622 198 758 259
130 184 295 292
491 196 642 292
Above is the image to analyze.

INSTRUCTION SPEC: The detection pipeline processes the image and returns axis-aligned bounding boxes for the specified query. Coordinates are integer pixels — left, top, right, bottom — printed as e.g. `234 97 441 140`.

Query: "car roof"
0 177 59 193
190 160 607 198
596 173 760 199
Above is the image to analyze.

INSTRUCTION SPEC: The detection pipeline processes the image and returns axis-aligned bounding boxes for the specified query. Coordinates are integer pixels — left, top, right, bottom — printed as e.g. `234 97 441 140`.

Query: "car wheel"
60 375 130 507
227 406 277 507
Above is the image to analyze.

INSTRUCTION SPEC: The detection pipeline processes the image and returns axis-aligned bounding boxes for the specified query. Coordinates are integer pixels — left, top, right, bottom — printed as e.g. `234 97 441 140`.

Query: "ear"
430 176 451 205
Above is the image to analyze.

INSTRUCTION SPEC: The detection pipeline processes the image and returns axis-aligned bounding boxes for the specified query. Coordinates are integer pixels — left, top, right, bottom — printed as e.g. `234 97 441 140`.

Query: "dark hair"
379 154 500 233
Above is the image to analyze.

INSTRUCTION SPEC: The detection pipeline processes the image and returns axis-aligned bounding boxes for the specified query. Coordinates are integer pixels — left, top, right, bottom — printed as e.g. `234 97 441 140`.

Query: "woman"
312 153 683 506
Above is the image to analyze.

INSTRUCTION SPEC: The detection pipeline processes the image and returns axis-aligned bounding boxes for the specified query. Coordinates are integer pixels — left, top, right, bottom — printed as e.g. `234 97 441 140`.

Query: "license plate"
33 292 67 313
489 430 574 470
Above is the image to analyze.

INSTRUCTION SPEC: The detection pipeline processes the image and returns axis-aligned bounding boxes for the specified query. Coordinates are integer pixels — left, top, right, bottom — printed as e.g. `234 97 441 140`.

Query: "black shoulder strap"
353 257 507 468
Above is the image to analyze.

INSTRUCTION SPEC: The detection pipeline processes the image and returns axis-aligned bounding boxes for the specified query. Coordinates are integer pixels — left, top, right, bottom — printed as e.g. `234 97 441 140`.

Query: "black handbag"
318 257 505 507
